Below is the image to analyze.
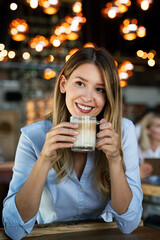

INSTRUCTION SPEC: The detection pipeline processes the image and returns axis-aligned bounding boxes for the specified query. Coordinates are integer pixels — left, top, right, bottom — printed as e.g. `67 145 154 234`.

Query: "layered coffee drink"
70 116 97 152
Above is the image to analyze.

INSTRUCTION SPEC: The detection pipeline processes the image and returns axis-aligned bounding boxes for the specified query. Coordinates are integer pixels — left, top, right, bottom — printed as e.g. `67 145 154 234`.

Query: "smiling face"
60 63 106 117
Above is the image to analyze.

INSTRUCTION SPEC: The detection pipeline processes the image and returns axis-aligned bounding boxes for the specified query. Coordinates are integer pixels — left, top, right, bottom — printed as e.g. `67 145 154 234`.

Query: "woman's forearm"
15 155 51 223
109 157 132 215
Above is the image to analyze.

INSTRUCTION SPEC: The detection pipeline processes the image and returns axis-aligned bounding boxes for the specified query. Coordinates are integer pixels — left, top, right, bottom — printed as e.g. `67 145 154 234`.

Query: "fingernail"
73 131 78 135
71 137 76 141
100 119 106 123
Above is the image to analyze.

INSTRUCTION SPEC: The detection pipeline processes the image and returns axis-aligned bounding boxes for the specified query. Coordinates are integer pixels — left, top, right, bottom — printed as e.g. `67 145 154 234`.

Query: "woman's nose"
81 88 93 102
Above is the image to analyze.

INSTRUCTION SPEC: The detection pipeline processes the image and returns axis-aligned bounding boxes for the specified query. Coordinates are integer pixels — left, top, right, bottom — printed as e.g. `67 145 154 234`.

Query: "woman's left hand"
96 118 121 164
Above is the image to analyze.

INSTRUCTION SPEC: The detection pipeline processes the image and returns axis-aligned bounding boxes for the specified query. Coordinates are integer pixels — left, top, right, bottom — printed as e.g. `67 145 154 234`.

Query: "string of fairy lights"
0 0 158 88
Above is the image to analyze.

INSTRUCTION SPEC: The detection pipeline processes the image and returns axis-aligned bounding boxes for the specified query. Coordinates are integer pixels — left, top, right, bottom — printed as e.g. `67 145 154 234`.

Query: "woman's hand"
40 122 78 163
140 163 153 179
96 118 120 164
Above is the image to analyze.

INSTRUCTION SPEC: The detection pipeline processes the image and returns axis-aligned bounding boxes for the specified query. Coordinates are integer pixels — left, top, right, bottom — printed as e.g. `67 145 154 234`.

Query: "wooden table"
0 220 159 240
141 183 160 197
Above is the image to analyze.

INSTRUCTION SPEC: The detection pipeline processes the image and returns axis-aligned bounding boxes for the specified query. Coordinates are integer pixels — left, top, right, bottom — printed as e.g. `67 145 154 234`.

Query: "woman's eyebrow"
75 76 88 82
75 76 105 87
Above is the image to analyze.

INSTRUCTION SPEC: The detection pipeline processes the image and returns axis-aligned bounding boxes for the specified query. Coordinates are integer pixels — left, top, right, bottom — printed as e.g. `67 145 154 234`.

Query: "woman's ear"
60 75 67 93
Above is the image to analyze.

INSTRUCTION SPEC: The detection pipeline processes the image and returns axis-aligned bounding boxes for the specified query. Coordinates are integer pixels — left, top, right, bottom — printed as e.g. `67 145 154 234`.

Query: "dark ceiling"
0 0 160 86
83 0 160 57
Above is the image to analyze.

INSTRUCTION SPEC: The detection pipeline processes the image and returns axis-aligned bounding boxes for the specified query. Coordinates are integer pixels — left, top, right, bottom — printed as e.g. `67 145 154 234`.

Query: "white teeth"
77 104 92 111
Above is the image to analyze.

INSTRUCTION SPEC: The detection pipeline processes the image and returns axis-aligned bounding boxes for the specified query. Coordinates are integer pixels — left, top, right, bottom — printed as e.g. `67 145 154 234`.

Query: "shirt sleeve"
2 132 38 240
104 119 143 234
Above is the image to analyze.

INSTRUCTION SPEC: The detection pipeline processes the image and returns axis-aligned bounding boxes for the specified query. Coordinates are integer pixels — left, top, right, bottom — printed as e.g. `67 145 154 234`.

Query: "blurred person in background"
136 112 160 227
138 112 160 179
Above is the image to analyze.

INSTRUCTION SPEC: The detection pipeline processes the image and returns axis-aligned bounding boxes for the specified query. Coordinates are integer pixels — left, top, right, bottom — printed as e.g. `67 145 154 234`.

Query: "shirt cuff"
4 194 37 234
104 192 143 234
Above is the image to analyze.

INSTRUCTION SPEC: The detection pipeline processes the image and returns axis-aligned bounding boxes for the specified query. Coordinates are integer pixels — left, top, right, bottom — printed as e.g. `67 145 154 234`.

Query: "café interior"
0 0 160 239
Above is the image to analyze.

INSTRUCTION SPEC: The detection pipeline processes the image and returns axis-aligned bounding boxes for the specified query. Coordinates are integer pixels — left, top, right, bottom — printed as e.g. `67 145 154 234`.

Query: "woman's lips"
76 103 93 113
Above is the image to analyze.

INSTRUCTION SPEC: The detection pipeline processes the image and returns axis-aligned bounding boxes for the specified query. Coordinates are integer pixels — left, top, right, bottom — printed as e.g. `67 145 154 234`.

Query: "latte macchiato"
70 116 97 152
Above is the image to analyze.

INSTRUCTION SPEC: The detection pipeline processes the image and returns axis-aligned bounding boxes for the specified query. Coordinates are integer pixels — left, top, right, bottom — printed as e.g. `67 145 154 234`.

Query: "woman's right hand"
40 122 78 163
140 163 153 179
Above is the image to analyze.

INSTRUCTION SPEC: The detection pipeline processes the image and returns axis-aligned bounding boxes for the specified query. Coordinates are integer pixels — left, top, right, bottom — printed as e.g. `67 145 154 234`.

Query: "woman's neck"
72 152 87 181
149 138 160 151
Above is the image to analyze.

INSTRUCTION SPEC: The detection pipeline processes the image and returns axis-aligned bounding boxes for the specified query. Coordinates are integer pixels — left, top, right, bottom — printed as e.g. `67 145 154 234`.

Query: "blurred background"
0 0 160 162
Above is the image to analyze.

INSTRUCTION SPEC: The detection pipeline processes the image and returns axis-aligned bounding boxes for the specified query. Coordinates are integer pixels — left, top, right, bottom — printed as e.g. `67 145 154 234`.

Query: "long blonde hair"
50 47 124 198
139 112 160 150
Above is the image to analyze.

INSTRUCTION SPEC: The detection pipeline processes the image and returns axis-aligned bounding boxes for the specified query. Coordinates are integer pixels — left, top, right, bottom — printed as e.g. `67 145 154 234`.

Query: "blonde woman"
138 112 160 179
3 47 142 240
138 112 160 227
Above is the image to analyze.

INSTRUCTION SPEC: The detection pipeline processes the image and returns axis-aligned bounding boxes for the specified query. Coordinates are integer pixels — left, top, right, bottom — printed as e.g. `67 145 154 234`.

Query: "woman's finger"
97 129 113 139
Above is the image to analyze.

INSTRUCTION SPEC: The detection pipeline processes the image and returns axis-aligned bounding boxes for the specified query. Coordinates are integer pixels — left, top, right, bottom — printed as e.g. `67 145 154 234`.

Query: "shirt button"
79 188 82 192
79 209 83 212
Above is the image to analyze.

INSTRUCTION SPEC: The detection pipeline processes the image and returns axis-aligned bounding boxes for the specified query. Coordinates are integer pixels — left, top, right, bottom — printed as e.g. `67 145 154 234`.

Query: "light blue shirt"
3 118 143 240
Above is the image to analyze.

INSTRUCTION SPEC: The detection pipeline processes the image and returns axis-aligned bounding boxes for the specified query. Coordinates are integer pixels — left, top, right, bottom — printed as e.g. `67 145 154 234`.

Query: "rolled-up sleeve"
104 119 143 234
2 132 38 240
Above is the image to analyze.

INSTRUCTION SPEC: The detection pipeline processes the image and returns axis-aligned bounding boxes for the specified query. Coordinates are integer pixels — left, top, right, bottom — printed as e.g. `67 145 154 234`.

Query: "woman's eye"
76 81 84 87
96 88 106 93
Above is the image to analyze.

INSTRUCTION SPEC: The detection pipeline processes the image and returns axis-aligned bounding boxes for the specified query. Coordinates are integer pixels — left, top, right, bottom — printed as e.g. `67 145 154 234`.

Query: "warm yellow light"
114 60 118 67
10 3 18 11
148 52 154 59
29 35 49 51
49 55 54 62
120 80 128 87
43 68 56 80
39 0 60 15
1 50 8 57
67 32 79 41
83 42 95 48
137 50 144 57
23 52 30 60
52 39 61 47
120 18 146 41
137 26 146 38
123 32 137 41
10 28 18 35
148 59 155 67
141 0 149 10
123 19 130 26
9 19 29 41
69 48 79 56
8 51 16 59
142 52 148 59
119 72 129 80
43 7 58 14
101 5 120 19
65 55 71 62
30 0 39 9
50 35 61 47
12 34 26 41
35 44 43 52
108 9 116 18
115 0 131 13
72 1 82 13
0 43 5 51
0 56 4 61
118 5 127 13
150 49 156 56
124 61 134 70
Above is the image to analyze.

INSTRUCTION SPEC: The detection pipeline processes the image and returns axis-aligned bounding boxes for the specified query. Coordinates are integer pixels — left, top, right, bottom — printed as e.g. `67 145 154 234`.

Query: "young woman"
138 112 160 179
3 47 142 240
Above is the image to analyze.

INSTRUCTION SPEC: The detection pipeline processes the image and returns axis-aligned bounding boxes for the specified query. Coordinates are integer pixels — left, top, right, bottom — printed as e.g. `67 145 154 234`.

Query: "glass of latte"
70 116 98 152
